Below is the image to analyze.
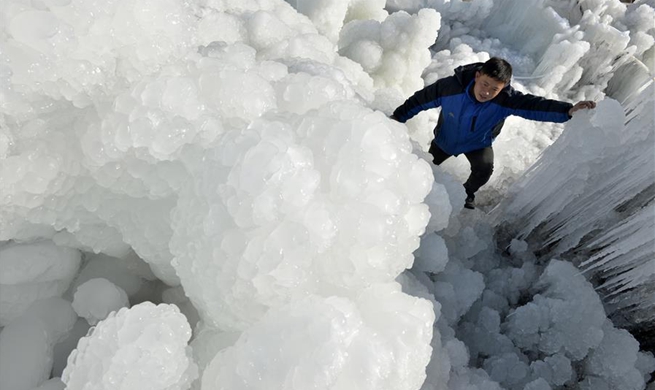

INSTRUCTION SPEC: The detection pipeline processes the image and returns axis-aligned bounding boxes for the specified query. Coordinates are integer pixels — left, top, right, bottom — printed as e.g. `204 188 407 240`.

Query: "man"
391 57 596 209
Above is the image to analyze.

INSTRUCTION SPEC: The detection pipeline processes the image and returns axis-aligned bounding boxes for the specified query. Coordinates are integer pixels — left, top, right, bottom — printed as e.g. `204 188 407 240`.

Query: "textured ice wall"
494 84 655 326
1 0 441 388
170 101 434 330
0 0 199 284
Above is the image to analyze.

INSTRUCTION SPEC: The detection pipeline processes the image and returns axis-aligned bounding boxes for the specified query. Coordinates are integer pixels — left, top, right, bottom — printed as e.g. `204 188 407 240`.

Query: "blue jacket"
392 63 573 156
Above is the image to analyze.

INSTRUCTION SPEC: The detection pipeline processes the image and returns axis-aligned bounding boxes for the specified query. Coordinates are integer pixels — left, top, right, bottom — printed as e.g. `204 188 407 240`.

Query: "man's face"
473 71 505 102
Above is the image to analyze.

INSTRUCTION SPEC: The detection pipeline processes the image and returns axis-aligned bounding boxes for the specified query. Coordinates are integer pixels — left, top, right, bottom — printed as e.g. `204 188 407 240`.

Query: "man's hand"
569 100 597 116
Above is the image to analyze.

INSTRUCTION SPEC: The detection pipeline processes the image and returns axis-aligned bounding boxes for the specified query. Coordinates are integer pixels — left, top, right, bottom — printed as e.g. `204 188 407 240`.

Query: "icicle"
495 81 655 325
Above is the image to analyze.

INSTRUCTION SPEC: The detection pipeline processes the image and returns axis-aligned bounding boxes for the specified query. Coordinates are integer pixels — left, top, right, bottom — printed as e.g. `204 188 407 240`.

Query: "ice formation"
505 261 606 361
62 302 197 390
284 0 388 42
495 87 655 327
169 100 433 331
0 0 654 389
413 216 655 390
339 8 440 96
201 285 433 390
71 277 130 325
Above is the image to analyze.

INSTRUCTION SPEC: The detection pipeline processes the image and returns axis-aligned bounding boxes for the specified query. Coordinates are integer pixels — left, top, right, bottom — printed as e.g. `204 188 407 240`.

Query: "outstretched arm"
506 90 598 123
568 101 596 116
391 79 448 123
505 90 573 123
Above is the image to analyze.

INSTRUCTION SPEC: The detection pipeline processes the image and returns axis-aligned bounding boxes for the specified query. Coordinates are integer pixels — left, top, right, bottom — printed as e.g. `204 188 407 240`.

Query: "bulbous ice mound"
505 260 606 361
1 0 436 332
0 0 387 285
62 302 197 390
582 321 654 390
201 284 434 390
170 101 433 330
339 8 440 96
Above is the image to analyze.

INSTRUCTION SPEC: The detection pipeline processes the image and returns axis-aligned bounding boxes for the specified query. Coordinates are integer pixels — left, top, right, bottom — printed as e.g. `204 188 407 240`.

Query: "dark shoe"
464 194 475 209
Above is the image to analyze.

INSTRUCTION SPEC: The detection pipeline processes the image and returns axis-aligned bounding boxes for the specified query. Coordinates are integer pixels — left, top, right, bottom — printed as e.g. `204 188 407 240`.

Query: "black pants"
429 142 494 196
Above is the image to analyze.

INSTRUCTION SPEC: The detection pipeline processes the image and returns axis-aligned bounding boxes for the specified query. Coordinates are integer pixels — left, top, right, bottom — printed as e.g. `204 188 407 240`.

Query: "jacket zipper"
470 116 477 132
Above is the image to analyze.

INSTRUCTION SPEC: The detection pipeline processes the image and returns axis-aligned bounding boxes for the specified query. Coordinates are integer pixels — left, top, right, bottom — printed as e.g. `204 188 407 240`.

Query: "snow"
0 0 654 389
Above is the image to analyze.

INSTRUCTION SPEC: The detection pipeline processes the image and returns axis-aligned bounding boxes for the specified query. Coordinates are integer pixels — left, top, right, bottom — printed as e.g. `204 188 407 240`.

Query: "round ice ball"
72 278 129 325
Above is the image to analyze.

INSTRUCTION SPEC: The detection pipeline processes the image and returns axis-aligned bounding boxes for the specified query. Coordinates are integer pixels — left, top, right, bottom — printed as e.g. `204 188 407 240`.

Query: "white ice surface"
0 0 654 389
62 302 197 390
201 284 433 390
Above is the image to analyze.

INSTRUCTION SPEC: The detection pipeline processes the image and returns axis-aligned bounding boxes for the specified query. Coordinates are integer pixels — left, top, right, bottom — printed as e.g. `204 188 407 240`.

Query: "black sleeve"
503 89 573 123
392 78 454 123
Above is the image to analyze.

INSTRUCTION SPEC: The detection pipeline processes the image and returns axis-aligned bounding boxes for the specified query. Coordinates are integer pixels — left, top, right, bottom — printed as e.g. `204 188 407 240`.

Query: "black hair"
480 57 512 84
